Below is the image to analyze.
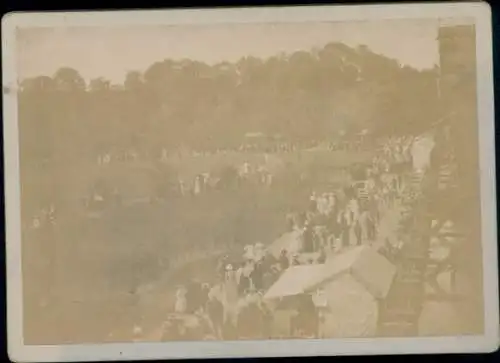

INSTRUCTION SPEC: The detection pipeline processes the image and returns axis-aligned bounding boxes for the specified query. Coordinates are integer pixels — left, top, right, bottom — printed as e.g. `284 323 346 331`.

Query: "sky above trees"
17 19 441 83
17 37 440 169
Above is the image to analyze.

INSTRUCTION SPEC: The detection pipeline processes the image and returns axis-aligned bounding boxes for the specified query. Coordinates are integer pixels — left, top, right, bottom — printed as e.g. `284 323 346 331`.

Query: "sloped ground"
22 172 312 344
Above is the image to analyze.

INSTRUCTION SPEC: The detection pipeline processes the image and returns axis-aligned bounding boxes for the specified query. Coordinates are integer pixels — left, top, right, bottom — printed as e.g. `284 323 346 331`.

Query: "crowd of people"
28 136 382 228
27 132 430 341
158 134 421 341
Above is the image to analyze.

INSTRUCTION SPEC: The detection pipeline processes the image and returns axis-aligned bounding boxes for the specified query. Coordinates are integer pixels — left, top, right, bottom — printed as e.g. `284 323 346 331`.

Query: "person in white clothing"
175 286 187 314
411 133 436 173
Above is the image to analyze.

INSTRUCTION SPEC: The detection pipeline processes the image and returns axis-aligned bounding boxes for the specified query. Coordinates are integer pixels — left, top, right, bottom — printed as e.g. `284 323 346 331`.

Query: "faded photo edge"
3 3 499 362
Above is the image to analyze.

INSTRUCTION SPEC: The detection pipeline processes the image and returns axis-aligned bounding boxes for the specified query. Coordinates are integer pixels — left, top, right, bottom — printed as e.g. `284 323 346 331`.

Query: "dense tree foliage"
18 41 440 167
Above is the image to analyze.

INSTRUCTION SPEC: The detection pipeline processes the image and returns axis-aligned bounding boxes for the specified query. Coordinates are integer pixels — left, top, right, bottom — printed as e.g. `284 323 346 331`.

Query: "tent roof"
316 245 396 299
324 245 367 274
263 264 326 300
264 245 397 300
349 246 397 299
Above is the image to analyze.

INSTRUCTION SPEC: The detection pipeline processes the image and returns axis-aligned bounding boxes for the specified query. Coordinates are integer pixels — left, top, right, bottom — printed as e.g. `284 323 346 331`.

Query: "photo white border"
2 2 498 362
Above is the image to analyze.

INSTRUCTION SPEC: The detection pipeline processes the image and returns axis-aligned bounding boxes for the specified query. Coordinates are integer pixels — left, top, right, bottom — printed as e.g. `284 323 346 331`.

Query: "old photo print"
3 2 498 361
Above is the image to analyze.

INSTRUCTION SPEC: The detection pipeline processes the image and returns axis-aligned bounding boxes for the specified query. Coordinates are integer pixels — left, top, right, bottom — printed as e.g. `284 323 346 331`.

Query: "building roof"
263 264 326 300
347 246 397 299
264 245 397 300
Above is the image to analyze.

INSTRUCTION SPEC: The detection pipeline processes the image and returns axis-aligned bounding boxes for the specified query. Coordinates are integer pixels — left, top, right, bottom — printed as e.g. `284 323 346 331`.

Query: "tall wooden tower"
377 22 483 337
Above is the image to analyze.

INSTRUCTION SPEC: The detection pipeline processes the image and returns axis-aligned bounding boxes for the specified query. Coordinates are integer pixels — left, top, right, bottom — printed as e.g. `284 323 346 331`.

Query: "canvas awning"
263 264 326 300
264 246 397 301
315 245 397 299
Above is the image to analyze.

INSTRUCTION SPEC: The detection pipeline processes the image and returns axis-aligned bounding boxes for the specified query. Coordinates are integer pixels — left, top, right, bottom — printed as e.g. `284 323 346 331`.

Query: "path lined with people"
132 135 422 341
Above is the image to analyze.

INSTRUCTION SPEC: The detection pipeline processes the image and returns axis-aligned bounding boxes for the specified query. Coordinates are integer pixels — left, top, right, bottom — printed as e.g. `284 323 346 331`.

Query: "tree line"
18 41 441 167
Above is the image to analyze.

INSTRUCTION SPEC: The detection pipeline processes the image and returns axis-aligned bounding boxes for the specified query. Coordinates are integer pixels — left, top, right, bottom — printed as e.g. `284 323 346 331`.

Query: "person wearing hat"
249 251 264 291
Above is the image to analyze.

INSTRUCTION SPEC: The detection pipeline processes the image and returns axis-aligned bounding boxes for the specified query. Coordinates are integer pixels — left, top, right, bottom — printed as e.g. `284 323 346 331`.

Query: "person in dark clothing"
340 217 350 248
279 250 290 270
250 261 264 292
303 223 315 253
260 253 276 274
238 271 252 296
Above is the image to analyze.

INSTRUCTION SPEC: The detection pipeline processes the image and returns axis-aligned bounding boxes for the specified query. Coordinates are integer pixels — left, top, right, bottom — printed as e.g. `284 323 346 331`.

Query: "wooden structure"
377 23 478 336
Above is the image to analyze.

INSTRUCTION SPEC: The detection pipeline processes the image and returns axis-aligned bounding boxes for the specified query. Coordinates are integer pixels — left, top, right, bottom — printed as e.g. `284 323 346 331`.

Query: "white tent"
264 245 397 338
266 230 303 259
317 246 396 337
263 264 326 300
264 245 396 301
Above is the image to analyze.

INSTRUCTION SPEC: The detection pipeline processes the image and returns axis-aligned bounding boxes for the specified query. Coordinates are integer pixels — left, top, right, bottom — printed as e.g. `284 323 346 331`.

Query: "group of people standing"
161 133 425 341
169 244 277 340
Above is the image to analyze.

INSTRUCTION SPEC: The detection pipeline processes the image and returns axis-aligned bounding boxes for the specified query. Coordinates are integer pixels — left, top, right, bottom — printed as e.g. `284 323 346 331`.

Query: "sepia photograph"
3 2 498 361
